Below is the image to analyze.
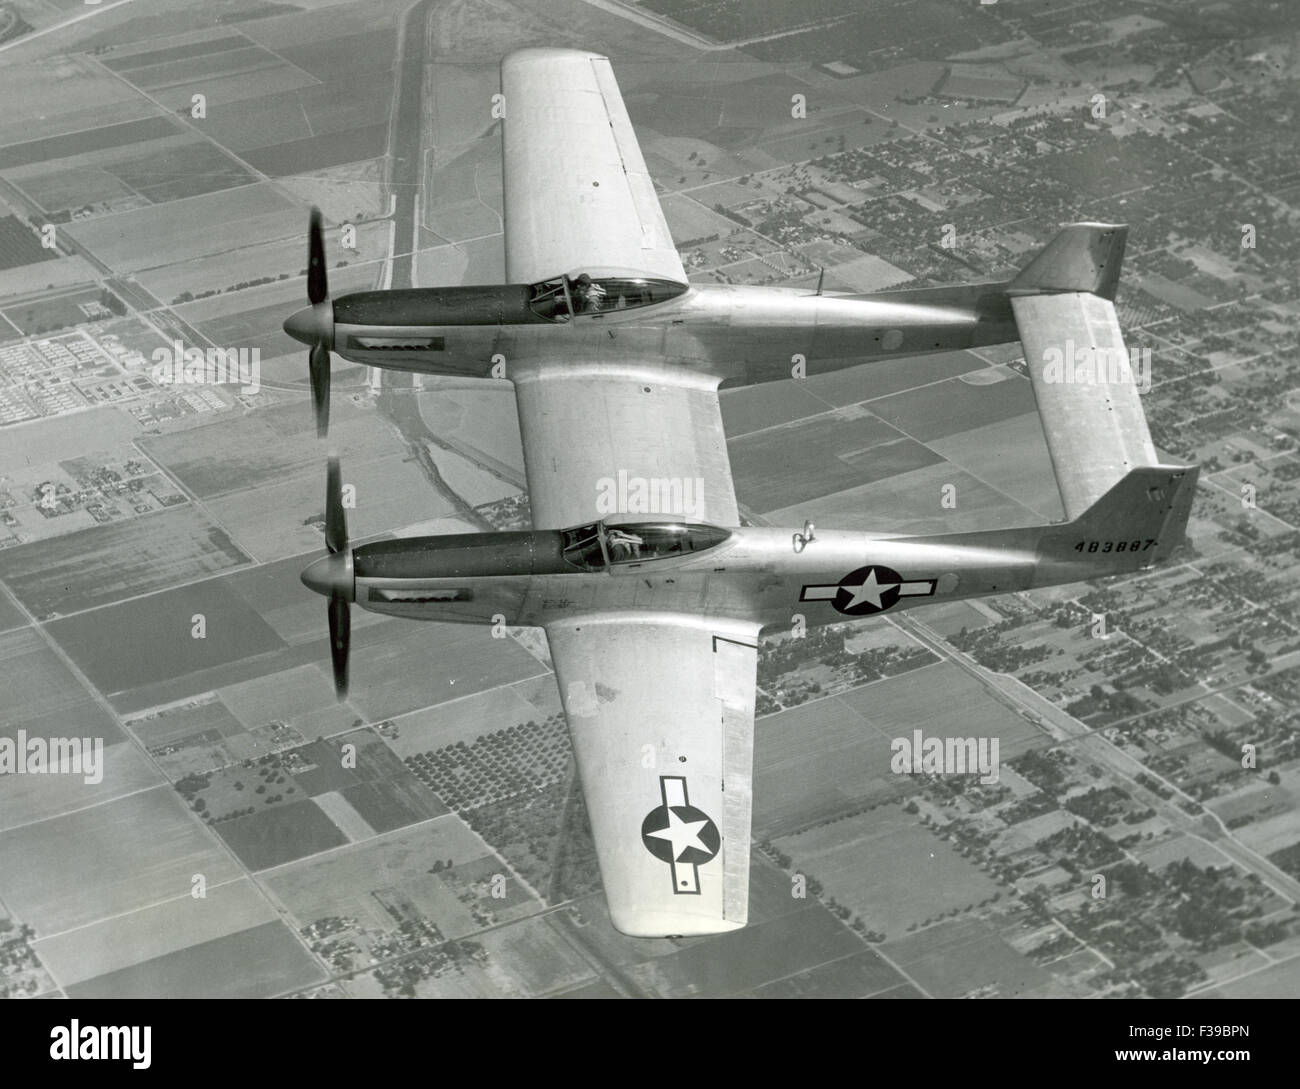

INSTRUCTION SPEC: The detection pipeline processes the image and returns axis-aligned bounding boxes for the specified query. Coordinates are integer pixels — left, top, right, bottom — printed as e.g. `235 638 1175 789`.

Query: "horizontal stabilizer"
1013 291 1158 520
1010 223 1126 300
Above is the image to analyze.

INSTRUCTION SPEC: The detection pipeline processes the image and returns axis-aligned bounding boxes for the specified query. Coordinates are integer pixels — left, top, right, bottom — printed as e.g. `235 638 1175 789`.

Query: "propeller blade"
309 340 330 438
328 595 350 699
325 456 347 555
307 206 328 306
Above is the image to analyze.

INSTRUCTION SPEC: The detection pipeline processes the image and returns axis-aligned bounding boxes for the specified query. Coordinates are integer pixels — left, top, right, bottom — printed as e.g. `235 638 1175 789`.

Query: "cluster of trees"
173 272 291 304
1065 683 1147 723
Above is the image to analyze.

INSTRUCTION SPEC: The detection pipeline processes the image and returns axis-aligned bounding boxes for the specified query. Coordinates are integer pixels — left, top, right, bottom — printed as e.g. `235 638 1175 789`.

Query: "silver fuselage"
323 281 1018 385
309 520 1142 635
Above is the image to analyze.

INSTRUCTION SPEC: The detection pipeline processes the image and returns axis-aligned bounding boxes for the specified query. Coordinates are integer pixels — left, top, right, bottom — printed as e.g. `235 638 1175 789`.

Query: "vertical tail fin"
1038 464 1199 577
1009 223 1127 301
1008 228 1160 523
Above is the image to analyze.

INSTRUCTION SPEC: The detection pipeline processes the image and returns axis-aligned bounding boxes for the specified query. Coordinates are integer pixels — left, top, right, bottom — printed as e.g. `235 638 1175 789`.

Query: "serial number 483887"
1074 539 1156 553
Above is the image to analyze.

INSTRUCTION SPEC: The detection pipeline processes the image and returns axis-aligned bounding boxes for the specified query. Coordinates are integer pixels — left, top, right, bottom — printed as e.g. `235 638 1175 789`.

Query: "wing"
513 368 739 529
545 614 759 936
500 47 685 284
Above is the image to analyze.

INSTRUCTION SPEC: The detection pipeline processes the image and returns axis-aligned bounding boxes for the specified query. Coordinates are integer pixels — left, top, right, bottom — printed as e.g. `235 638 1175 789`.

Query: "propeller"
325 455 347 555
283 206 334 438
307 205 328 306
324 456 350 698
328 595 350 700
301 457 353 699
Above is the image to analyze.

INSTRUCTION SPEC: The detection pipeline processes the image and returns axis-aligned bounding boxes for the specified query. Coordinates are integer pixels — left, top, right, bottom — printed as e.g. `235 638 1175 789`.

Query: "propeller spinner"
283 207 335 438
301 457 353 698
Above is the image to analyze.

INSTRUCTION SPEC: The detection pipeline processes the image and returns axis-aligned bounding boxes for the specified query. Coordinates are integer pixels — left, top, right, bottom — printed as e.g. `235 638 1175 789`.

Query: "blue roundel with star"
800 564 937 616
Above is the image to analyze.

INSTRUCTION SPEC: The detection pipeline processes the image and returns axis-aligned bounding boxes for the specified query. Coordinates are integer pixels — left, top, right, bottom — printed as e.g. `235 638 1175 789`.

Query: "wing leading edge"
545 614 759 936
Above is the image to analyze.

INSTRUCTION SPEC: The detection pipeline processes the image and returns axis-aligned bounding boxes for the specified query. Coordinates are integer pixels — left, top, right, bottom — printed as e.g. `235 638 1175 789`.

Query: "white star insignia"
840 568 897 611
646 808 711 861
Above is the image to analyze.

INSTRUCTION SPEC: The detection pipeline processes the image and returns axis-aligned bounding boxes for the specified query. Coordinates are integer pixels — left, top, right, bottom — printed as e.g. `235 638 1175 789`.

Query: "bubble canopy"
528 271 687 321
560 521 729 570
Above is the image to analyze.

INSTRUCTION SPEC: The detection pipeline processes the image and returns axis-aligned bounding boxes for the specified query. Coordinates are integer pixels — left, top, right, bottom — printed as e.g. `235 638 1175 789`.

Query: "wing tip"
609 907 747 939
501 46 607 76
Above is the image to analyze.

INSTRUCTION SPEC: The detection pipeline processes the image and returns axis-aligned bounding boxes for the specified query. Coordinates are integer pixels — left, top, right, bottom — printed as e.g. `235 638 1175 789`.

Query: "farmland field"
293 729 448 824
834 660 1041 749
64 183 296 271
47 574 285 695
66 920 325 998
0 59 142 146
0 738 160 833
147 64 324 115
99 34 250 72
754 692 903 836
215 798 350 871
0 786 242 935
1203 957 1300 999
275 29 397 81
0 589 26 632
0 504 249 619
218 664 349 733
109 140 254 204
0 215 58 270
206 454 454 563
383 674 563 759
263 816 491 937
759 111 893 163
720 379 829 436
881 916 1061 998
0 626 123 739
136 219 389 304
659 193 739 244
866 368 1038 442
762 461 1041 534
12 164 141 215
729 410 942 511
2 287 100 335
753 947 907 998
183 268 380 356
774 804 1001 938
138 400 406 500
243 123 389 177
346 619 549 722
130 695 245 749
479 915 596 997
116 44 293 91
645 903 863 997
929 411 1063 521
33 876 275 986
0 116 179 169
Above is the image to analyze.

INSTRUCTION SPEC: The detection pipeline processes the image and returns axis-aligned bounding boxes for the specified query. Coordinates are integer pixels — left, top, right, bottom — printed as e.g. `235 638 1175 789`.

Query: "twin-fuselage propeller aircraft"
288 48 1197 937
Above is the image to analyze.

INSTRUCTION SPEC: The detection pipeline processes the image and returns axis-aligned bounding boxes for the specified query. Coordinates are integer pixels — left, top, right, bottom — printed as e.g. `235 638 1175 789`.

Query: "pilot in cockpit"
606 527 644 560
572 273 607 313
